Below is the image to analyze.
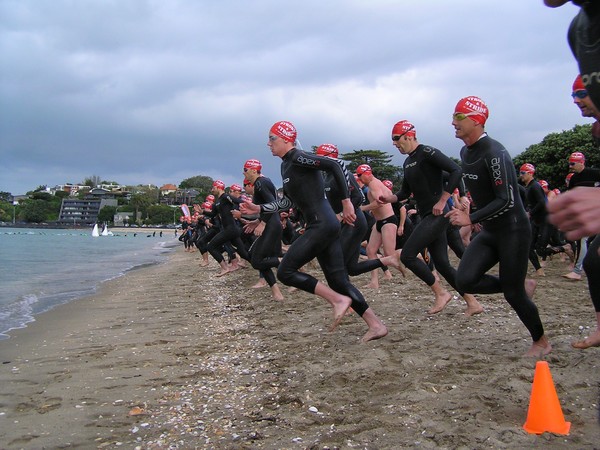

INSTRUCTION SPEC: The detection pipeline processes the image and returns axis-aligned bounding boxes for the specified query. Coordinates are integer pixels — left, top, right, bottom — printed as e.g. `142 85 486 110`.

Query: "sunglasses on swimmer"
452 111 481 121
392 125 415 141
571 90 588 99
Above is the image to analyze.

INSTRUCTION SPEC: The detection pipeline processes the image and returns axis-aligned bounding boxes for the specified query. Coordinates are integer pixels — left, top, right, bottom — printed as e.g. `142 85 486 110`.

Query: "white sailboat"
101 224 109 236
92 223 100 237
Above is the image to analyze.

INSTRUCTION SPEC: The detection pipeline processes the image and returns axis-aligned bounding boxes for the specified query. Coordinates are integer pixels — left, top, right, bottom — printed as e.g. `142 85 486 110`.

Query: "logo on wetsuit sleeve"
490 157 503 186
297 155 320 166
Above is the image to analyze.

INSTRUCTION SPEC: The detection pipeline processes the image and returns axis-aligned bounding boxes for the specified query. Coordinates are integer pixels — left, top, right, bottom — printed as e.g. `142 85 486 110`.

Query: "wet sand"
0 249 598 449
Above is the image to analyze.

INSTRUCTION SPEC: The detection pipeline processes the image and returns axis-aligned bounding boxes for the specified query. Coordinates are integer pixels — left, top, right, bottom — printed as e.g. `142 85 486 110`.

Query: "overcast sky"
0 0 587 195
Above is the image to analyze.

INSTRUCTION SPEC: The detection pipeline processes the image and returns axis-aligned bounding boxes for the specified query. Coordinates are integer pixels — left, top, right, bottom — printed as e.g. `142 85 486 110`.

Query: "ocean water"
0 227 179 339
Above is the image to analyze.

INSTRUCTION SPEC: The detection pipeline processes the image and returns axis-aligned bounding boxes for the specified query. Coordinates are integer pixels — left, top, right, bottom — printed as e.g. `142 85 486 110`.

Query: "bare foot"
571 330 600 349
428 291 453 315
380 251 406 277
524 336 552 357
525 278 537 299
287 286 298 293
199 260 209 267
535 268 545 277
215 268 230 277
364 282 380 289
251 280 268 289
362 323 388 342
271 285 284 301
329 296 352 332
463 294 484 317
383 270 393 280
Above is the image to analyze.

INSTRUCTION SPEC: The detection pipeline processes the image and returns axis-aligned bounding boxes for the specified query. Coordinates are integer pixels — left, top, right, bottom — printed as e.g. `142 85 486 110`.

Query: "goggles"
392 125 415 141
571 90 588 99
452 111 481 121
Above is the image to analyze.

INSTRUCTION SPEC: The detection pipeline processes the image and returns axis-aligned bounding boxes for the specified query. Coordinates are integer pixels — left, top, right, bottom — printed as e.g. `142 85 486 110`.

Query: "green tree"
129 193 154 222
98 205 117 224
513 124 598 189
339 149 403 185
179 175 214 190
146 204 177 225
21 199 52 222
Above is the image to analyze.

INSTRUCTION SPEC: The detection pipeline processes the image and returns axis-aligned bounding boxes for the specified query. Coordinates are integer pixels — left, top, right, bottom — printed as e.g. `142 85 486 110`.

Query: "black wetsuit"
207 193 250 263
569 166 600 313
394 144 464 291
248 176 282 287
524 178 558 260
260 148 371 316
456 134 544 341
323 158 384 276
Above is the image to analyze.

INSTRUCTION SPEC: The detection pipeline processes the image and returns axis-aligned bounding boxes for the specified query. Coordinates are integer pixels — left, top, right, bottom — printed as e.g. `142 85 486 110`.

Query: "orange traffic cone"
523 361 571 435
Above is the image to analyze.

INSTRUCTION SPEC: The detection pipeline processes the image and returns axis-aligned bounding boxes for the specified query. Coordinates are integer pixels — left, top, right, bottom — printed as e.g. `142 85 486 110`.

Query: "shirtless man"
356 164 399 289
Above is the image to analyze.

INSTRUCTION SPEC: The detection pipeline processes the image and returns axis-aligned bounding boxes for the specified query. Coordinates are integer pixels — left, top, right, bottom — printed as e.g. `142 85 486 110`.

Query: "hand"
254 221 266 237
445 207 472 227
397 225 404 236
231 210 242 219
432 199 447 216
243 219 259 234
341 199 356 226
240 200 260 215
547 187 600 240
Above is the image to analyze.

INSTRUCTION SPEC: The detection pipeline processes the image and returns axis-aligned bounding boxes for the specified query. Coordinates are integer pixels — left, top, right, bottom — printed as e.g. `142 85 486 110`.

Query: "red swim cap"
356 164 372 176
206 194 215 203
539 180 549 190
270 121 297 143
454 96 489 125
382 180 393 190
553 188 561 196
244 159 262 171
201 202 212 210
213 180 225 190
572 74 585 92
316 143 339 158
243 178 253 186
230 183 242 192
391 120 416 138
520 163 535 174
569 152 585 163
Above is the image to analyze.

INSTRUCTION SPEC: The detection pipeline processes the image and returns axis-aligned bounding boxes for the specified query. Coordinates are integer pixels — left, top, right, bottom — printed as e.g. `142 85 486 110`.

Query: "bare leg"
428 280 453 314
380 250 406 277
365 231 381 289
199 253 209 267
572 312 600 349
360 308 388 342
462 293 484 316
271 283 284 301
314 282 352 331
524 334 552 357
215 260 230 277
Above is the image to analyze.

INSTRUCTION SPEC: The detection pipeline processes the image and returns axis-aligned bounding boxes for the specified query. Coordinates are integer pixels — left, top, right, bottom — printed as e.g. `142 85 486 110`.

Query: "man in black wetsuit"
316 144 401 278
519 163 565 276
206 180 250 277
240 121 388 342
445 96 552 357
379 120 483 316
241 158 284 301
545 4 600 349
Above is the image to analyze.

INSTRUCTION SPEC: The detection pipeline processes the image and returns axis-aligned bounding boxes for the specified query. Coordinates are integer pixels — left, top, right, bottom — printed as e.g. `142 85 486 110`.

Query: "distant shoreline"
0 223 181 234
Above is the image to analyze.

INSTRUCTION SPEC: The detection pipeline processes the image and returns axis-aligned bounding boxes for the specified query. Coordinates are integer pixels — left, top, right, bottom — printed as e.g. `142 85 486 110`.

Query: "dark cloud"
0 0 583 194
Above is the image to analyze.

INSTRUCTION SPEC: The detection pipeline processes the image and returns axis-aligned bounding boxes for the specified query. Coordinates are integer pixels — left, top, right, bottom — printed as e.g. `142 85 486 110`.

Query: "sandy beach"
0 247 599 449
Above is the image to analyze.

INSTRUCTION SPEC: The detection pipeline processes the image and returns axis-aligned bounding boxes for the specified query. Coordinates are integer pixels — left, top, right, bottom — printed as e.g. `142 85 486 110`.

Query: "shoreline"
0 249 599 448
